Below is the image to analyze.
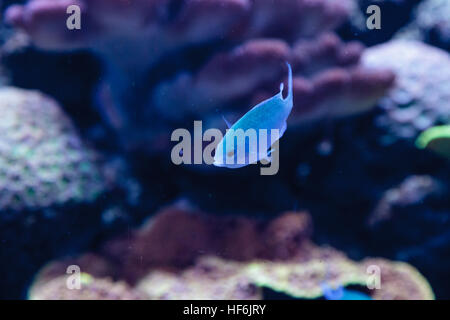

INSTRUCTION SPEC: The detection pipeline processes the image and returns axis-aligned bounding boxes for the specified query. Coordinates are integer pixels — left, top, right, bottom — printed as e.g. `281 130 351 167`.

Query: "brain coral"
28 204 435 300
362 40 450 144
0 87 106 211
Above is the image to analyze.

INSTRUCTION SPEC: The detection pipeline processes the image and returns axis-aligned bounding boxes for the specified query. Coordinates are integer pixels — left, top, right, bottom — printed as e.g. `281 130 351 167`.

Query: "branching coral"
4 0 353 97
5 0 353 54
362 40 450 144
0 87 106 211
28 204 435 300
4 0 395 155
154 33 394 123
2 0 444 301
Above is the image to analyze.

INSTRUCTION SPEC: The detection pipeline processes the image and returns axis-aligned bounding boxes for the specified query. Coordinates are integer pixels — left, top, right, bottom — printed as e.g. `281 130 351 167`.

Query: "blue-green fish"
213 62 293 168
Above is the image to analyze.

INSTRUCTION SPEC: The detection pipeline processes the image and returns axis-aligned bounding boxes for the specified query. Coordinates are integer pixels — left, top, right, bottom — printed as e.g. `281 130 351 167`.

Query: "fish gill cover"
0 0 448 300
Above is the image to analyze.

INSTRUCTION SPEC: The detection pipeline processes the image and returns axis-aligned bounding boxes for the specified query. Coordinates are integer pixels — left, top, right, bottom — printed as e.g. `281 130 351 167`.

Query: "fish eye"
227 151 234 157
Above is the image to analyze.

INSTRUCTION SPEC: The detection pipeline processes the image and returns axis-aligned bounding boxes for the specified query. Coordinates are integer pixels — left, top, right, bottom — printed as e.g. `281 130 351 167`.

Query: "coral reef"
155 33 394 124
0 87 137 299
0 87 106 211
28 255 143 300
3 0 354 106
4 0 394 155
0 0 448 301
362 40 450 144
5 0 354 55
396 0 450 51
28 205 434 300
100 204 313 283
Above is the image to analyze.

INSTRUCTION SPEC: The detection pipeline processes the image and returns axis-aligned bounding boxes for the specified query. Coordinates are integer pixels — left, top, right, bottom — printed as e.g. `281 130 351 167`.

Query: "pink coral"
4 0 394 155
154 32 394 125
101 203 313 283
5 0 352 52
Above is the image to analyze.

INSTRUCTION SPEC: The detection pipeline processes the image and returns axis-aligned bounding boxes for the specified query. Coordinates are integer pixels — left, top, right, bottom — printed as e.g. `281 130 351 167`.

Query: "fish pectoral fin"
222 115 232 129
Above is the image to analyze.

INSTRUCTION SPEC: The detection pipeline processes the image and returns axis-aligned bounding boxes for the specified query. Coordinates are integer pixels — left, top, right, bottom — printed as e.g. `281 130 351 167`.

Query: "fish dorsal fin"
284 62 293 102
277 62 293 103
222 115 232 129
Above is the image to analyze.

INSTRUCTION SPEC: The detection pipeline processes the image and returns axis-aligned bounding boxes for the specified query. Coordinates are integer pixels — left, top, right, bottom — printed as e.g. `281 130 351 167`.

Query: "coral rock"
0 87 106 211
136 252 434 300
361 258 434 300
155 33 394 126
101 204 313 283
5 1 363 154
362 40 450 144
137 257 261 300
153 39 291 119
31 205 434 300
368 175 445 227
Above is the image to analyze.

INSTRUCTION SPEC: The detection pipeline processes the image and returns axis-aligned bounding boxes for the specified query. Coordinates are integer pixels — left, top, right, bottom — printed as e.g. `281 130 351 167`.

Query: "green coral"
245 255 362 299
0 87 106 211
28 209 435 300
137 253 435 300
416 125 450 159
29 274 144 300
